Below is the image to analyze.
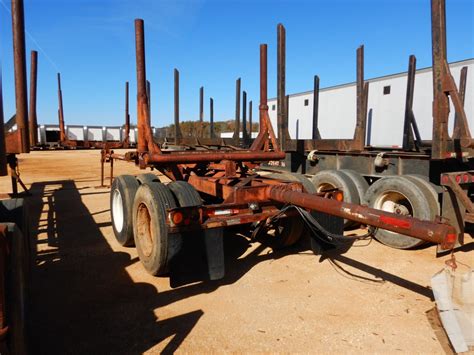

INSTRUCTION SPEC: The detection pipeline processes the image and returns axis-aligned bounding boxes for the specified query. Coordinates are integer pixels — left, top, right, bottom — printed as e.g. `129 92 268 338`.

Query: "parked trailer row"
35 124 137 149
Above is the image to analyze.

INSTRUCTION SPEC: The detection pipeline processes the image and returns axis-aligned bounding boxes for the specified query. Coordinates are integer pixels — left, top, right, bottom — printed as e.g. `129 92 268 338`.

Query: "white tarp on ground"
431 266 474 353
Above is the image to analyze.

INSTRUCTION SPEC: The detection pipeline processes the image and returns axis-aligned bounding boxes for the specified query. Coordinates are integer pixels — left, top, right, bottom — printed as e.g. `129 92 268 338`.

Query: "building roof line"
268 58 474 101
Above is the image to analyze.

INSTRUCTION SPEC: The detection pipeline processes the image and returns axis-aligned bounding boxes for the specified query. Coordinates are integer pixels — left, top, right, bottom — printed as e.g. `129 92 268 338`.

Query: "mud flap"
431 267 474 353
309 211 344 255
204 228 225 280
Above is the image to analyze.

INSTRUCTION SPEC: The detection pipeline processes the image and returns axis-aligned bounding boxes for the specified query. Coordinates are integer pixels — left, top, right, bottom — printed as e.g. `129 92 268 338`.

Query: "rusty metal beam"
210 97 215 139
402 55 422 151
145 150 285 165
351 45 366 151
135 18 159 154
174 68 182 141
277 23 290 150
11 0 29 153
242 90 247 143
249 100 253 137
28 50 38 146
0 68 7 176
199 86 204 137
259 45 267 132
431 0 449 159
199 86 204 123
57 73 66 142
233 78 241 142
267 186 455 249
124 81 130 146
453 66 468 139
312 75 321 140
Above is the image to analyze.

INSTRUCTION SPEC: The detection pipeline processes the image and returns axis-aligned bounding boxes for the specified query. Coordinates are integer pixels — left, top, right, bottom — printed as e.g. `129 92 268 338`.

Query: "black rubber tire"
404 175 440 215
339 170 369 204
110 175 139 246
136 173 160 185
311 170 360 227
132 183 177 276
168 181 202 207
264 172 316 193
364 176 438 249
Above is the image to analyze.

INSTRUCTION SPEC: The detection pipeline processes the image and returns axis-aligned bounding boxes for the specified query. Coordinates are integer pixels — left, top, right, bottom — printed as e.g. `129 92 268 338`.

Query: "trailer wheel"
136 173 160 185
404 175 440 214
133 183 177 275
256 216 305 250
265 172 316 193
311 170 360 227
339 170 369 204
364 176 438 249
110 175 139 246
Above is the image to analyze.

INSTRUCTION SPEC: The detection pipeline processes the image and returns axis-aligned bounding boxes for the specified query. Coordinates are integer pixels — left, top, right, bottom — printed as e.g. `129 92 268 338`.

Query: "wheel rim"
373 190 413 237
136 202 154 257
316 182 336 193
112 189 124 233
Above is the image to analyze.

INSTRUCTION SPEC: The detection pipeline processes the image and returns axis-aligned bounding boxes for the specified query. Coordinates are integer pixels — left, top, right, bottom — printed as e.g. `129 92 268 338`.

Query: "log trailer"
262 0 474 251
106 18 458 281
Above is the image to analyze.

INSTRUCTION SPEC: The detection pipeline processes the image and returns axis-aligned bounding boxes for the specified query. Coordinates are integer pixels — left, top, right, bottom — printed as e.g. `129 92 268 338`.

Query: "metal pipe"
431 0 449 159
124 81 130 145
242 90 247 141
259 44 268 132
277 23 289 149
267 186 456 249
453 66 468 139
135 19 148 152
352 45 366 150
174 68 182 141
28 50 38 146
199 86 204 137
199 86 204 123
11 0 29 153
249 100 253 137
312 75 321 140
146 150 285 165
57 73 66 142
210 97 215 139
233 78 241 141
403 55 416 150
0 68 7 176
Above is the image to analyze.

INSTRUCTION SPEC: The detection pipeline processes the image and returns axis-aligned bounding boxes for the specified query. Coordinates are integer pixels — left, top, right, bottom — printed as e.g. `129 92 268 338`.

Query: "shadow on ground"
27 180 202 354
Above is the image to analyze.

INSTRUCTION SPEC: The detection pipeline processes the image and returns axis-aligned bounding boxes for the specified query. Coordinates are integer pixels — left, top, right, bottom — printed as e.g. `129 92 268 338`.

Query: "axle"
266 185 456 249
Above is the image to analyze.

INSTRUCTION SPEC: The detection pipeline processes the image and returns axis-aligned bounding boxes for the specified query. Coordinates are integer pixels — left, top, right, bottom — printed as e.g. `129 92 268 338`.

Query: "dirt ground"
1 149 472 354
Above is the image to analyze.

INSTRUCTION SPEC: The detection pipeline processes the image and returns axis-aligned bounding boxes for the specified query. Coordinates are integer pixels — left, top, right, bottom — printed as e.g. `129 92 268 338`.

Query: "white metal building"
267 59 474 147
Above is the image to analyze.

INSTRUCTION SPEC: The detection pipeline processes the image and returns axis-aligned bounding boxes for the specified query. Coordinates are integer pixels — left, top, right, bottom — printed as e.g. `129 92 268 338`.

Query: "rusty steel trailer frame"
104 18 457 252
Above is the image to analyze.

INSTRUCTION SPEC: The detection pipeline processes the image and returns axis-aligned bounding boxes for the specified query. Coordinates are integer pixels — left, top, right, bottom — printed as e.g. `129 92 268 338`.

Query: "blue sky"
0 0 473 127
